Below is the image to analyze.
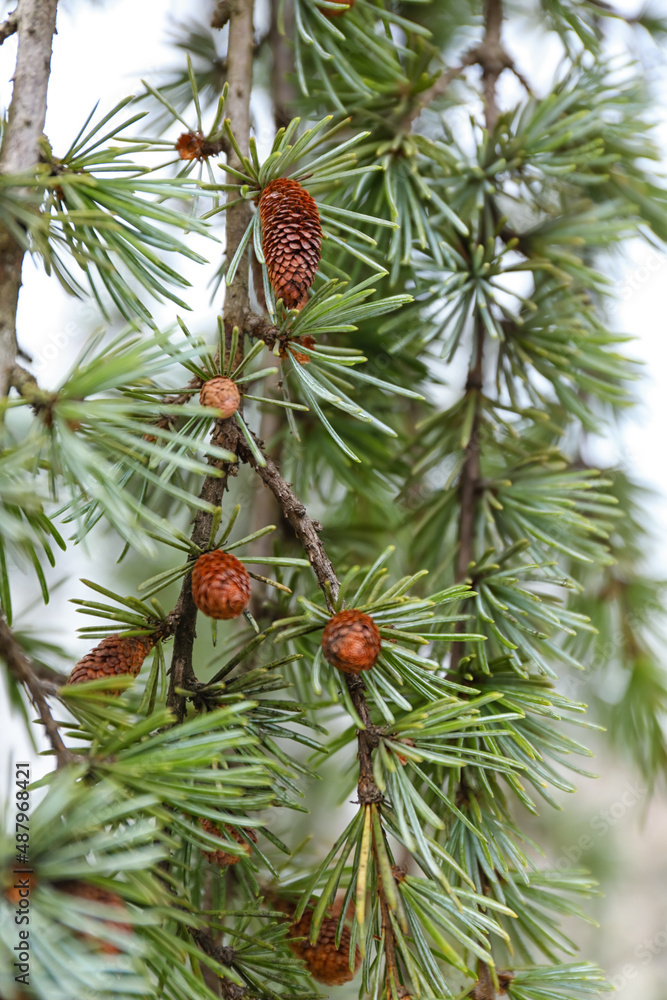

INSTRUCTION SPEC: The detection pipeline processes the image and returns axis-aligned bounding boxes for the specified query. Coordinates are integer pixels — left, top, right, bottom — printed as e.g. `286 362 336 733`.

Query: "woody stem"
166 0 254 723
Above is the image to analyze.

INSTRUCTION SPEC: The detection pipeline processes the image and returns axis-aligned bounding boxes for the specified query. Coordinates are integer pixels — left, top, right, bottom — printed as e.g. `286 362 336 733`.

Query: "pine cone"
288 909 361 986
57 880 131 954
200 376 241 418
67 634 153 685
199 817 257 866
319 0 355 16
191 550 252 620
175 131 221 161
259 178 321 311
321 609 381 674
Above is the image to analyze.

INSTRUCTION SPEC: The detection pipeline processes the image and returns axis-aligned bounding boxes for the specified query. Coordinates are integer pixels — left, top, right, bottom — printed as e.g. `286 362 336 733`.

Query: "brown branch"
0 9 17 45
402 51 479 127
449 0 503 675
166 0 255 724
190 928 247 999
448 314 484 675
0 0 59 397
453 6 516 992
236 429 402 987
211 0 237 30
403 0 530 132
0 616 73 768
235 431 339 608
479 0 504 133
235 428 386 809
468 960 496 1000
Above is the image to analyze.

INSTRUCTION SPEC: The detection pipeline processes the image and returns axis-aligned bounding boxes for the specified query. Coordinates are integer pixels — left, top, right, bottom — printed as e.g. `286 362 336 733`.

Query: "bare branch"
211 0 237 30
0 0 58 396
0 616 73 768
449 0 503 672
167 0 255 724
0 9 17 45
402 51 479 128
403 0 530 132
235 431 340 608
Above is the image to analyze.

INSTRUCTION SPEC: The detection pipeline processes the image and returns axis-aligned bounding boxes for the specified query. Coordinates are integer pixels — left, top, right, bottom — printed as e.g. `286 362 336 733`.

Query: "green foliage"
2 1 667 1000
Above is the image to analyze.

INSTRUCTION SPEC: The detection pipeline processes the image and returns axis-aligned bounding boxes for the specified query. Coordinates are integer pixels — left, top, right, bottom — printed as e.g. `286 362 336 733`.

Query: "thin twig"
0 9 17 45
167 0 255 724
402 51 479 128
236 430 340 608
235 428 386 806
211 0 238 30
451 4 509 993
0 616 73 768
448 313 485 674
0 0 59 397
403 0 530 132
237 430 401 991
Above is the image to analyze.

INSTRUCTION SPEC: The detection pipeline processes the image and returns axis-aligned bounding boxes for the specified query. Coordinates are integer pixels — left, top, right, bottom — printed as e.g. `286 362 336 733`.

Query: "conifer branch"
167 0 255 723
404 0 527 129
237 430 407 992
0 0 58 396
236 431 340 608
0 616 73 768
449 0 503 667
0 9 17 45
452 6 507 995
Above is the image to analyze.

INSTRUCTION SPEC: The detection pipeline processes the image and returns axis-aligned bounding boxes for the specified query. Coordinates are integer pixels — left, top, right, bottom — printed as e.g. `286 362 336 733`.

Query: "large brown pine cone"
321 609 382 674
199 376 241 418
191 550 252 620
288 908 361 985
259 178 321 311
67 634 153 685
199 818 257 867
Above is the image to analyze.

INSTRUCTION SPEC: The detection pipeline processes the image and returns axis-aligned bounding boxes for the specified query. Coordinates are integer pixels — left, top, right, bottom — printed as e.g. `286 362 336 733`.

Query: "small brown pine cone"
259 178 321 311
199 376 241 418
199 817 257 866
288 909 361 986
176 131 206 160
57 880 131 954
319 0 355 16
321 609 382 674
191 550 252 620
67 634 153 686
175 131 221 161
